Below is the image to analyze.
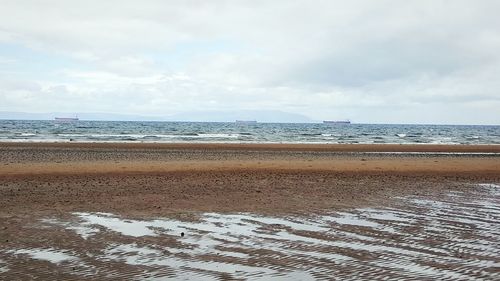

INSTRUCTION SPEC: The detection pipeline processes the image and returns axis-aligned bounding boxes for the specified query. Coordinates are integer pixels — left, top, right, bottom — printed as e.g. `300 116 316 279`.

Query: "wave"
1 120 499 144
300 133 322 136
56 133 243 140
428 137 461 144
197 134 239 138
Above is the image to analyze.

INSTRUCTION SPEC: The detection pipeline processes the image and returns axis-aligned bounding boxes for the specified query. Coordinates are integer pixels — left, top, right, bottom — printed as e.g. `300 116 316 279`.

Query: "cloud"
0 0 500 124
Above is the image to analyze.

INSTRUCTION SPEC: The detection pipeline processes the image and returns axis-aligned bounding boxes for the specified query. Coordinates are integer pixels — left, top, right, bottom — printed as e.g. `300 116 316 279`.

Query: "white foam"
198 133 240 138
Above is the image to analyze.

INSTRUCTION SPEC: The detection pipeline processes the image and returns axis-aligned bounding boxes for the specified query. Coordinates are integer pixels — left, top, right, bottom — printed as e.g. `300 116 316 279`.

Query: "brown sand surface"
0 142 499 216
1 142 499 280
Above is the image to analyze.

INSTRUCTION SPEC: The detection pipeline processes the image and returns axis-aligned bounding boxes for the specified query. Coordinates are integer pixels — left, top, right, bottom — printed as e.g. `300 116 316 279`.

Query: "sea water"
0 120 499 144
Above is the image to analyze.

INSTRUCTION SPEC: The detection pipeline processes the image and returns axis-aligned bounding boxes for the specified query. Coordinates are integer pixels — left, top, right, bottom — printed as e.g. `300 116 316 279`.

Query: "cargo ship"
323 120 350 124
54 117 79 122
235 120 257 124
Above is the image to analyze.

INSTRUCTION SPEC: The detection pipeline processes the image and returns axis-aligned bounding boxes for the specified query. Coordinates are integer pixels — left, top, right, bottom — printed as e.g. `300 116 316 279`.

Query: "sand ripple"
1 184 499 280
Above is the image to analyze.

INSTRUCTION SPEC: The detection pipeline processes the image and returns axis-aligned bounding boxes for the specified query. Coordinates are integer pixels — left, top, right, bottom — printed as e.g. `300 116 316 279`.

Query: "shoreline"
2 141 500 152
1 142 499 178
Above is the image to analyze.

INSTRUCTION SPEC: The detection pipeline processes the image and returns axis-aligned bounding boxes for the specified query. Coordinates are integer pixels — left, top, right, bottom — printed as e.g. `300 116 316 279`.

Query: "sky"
1 0 500 124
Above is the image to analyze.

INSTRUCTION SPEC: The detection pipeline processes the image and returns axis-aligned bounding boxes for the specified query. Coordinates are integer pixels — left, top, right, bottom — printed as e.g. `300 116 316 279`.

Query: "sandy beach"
1 142 499 280
0 142 499 215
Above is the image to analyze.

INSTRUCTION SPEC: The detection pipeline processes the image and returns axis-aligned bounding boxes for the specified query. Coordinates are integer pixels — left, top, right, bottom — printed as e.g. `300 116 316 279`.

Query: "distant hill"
0 110 314 123
165 110 314 123
0 111 163 121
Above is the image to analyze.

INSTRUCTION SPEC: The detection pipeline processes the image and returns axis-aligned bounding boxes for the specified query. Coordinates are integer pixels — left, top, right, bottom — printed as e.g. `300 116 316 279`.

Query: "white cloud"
0 0 500 124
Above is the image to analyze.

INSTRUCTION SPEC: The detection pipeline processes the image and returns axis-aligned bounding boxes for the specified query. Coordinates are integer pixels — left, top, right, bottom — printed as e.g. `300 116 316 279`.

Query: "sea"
0 120 499 144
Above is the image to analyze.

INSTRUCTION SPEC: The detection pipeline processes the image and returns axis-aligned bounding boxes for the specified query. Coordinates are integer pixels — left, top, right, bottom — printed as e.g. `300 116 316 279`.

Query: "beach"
3 0 500 278
1 142 499 279
1 142 499 214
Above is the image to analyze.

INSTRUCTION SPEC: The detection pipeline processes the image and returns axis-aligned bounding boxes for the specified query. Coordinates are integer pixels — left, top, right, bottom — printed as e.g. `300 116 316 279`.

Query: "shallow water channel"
1 184 499 280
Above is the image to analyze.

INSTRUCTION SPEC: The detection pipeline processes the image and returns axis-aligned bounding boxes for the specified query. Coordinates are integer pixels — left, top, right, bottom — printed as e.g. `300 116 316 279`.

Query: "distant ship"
54 117 79 122
323 120 351 124
235 120 257 124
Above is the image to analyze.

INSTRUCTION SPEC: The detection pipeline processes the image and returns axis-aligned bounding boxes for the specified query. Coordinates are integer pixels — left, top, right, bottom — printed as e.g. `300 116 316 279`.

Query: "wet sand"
2 186 498 280
0 142 499 214
0 142 499 280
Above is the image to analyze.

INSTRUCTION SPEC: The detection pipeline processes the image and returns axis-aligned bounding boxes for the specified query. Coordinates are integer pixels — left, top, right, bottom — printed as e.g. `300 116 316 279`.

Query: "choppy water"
0 120 500 144
1 184 499 280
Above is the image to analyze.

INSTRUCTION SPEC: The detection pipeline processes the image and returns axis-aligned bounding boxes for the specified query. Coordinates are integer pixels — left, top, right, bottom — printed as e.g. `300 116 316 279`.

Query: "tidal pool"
1 183 499 280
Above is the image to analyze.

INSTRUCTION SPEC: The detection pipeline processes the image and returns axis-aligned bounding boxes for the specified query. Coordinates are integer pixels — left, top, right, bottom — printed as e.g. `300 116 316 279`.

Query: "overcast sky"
1 0 499 124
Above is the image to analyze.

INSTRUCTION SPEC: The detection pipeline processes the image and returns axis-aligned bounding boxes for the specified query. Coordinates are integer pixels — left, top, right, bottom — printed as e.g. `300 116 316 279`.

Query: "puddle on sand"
9 249 77 264
0 260 8 274
1 183 499 280
324 212 381 228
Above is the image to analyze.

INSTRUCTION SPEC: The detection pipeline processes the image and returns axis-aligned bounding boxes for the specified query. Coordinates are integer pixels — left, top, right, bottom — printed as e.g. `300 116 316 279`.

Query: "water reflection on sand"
2 184 499 280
